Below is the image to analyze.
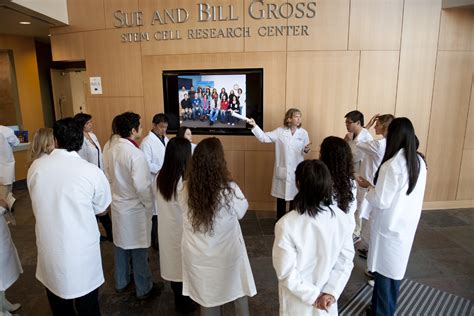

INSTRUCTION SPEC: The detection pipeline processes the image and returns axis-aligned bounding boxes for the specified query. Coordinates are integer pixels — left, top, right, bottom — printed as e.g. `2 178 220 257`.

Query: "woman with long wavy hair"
319 136 356 217
357 117 427 316
179 137 256 316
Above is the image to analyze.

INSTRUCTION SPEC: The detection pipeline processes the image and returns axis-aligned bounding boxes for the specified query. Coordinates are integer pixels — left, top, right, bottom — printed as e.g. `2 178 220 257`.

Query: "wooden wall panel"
0 35 44 133
104 0 140 29
139 0 245 55
349 0 403 50
245 151 275 202
225 150 245 192
287 0 349 51
464 81 474 150
244 0 287 52
357 51 399 134
457 150 474 200
425 51 474 201
87 97 145 145
286 51 359 149
83 28 143 97
439 9 474 51
51 33 85 61
395 0 441 153
50 0 106 34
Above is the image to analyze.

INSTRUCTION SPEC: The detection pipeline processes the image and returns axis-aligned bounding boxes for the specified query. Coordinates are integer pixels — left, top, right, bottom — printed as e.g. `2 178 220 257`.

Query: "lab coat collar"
50 148 81 158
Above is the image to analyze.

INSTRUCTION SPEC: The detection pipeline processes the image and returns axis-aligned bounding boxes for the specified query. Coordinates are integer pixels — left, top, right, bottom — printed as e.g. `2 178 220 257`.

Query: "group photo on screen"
178 74 247 128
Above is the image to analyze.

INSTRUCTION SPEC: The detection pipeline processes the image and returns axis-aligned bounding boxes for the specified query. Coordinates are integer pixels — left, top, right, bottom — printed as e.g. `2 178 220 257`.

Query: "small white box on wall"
90 77 103 94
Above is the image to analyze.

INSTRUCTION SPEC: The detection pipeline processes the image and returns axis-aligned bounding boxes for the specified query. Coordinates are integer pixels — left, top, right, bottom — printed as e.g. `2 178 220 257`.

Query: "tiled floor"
6 187 474 315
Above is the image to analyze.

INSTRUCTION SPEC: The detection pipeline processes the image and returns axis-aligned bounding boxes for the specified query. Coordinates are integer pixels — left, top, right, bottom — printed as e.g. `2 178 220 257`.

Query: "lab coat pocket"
275 167 287 180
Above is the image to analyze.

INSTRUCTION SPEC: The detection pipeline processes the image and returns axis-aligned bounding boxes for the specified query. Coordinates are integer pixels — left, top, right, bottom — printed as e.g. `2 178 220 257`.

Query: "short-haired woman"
272 160 354 315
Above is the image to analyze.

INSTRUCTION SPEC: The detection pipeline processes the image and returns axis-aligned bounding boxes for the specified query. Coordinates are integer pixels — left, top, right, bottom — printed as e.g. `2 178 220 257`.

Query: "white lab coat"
154 178 184 282
179 182 257 307
140 131 168 177
252 125 310 201
102 135 121 183
273 206 355 316
348 128 373 176
27 149 112 299
105 138 154 249
77 132 103 169
366 149 427 280
0 126 20 185
0 202 22 291
356 138 386 219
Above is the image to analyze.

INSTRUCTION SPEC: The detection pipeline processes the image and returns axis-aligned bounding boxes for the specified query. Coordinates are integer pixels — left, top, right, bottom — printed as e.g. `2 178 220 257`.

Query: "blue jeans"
371 272 401 316
114 246 153 297
209 109 219 122
192 107 202 120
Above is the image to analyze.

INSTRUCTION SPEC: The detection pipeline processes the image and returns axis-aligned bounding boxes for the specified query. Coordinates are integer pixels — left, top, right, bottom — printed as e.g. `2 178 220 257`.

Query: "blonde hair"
378 114 395 133
283 108 302 128
28 128 55 166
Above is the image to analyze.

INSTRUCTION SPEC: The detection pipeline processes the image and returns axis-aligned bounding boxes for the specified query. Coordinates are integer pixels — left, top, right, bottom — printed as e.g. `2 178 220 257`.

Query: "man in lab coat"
344 110 373 244
105 112 159 300
28 118 112 315
140 113 169 250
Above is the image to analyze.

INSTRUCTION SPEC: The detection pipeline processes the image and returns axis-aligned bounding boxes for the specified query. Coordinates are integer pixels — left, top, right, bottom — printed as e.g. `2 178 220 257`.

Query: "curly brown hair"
185 137 234 234
319 136 355 213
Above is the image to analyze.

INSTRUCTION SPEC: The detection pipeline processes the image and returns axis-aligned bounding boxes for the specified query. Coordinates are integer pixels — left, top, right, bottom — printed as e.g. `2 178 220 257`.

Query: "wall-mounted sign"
90 77 103 95
113 0 317 43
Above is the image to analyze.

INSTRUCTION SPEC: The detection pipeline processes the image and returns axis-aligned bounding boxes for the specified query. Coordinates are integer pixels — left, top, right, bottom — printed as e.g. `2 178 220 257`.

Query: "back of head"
177 126 188 138
376 117 420 194
345 110 364 126
73 113 92 131
152 113 168 124
157 137 192 201
115 112 140 138
293 160 333 217
186 137 232 233
53 118 83 152
29 127 55 165
319 136 355 213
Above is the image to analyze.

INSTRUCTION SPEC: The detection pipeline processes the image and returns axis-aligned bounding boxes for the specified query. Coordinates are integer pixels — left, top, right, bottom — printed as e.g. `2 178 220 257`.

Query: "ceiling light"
19 21 31 25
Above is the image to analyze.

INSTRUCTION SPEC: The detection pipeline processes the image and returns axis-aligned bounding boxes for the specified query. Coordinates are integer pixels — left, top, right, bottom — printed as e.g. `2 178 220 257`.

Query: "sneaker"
137 282 164 300
357 248 368 259
353 234 361 244
367 279 375 287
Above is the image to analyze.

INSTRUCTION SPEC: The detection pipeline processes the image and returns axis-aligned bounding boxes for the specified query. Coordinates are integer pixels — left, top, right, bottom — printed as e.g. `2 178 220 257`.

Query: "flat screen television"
162 68 263 135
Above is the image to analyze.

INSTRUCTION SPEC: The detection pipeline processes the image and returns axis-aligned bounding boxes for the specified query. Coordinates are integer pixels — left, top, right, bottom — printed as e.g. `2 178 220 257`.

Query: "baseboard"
423 200 474 210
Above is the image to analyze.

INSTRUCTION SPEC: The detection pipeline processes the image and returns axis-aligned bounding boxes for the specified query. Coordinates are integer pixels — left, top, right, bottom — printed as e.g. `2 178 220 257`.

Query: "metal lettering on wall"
114 1 317 43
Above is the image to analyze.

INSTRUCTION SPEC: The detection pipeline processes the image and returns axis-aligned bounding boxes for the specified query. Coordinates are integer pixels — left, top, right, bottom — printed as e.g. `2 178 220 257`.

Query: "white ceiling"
0 0 67 42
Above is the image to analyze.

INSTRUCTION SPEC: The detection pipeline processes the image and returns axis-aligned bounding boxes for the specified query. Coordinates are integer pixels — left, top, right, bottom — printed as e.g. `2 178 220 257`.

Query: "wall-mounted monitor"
162 68 263 135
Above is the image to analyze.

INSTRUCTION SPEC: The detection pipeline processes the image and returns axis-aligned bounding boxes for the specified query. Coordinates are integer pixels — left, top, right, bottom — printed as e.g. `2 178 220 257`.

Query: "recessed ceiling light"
19 21 31 25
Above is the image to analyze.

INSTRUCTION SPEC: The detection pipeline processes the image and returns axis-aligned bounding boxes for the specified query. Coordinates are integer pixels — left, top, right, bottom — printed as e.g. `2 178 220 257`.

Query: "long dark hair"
319 136 355 213
293 160 333 217
374 117 420 195
157 137 192 201
185 137 234 233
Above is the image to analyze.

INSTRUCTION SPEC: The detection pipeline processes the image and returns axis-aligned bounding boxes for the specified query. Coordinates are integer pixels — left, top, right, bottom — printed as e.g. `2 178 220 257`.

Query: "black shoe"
357 248 368 259
175 297 198 314
137 282 163 300
365 304 373 316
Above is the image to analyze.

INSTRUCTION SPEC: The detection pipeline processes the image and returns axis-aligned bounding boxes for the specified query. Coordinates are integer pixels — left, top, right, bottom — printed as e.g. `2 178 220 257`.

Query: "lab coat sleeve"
230 183 249 220
92 170 112 215
131 155 154 212
77 139 89 162
5 128 20 147
321 230 355 299
273 220 321 306
355 140 380 156
366 163 399 210
251 125 279 144
301 130 310 155
140 140 160 175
